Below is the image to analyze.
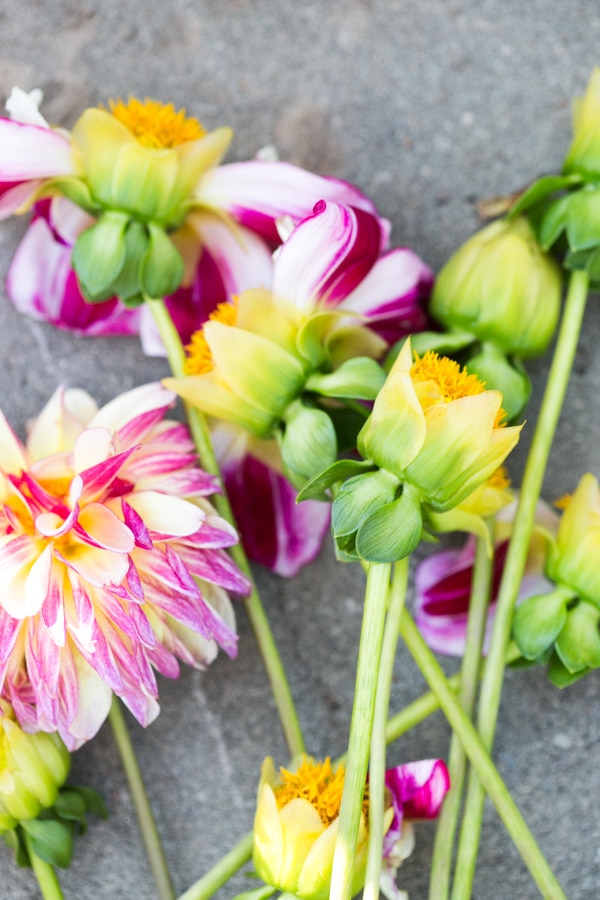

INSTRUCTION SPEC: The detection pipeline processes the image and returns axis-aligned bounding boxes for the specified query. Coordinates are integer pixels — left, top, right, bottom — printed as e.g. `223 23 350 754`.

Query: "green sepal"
296 311 340 367
554 600 600 673
465 344 531 420
332 468 399 539
43 176 100 216
325 404 370 453
139 223 185 300
72 210 129 301
547 651 591 688
110 220 150 303
355 484 423 562
531 194 571 251
21 818 73 869
512 588 572 660
565 185 600 252
2 828 29 868
305 357 386 399
280 404 337 487
297 458 376 502
53 785 108 829
507 174 582 219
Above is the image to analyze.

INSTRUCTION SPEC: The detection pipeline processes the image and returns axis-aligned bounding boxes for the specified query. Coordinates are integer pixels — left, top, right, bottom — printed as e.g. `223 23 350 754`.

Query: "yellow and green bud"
563 67 600 179
430 216 562 358
0 701 70 832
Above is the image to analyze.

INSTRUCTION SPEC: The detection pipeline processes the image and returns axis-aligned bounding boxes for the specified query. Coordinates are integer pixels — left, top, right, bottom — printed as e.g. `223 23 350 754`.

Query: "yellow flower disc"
275 757 346 827
184 299 239 375
411 350 506 426
108 97 205 148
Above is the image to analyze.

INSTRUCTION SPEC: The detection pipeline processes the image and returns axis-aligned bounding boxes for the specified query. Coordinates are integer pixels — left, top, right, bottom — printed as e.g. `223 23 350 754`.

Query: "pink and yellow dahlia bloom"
250 754 449 900
1 87 389 352
0 383 250 749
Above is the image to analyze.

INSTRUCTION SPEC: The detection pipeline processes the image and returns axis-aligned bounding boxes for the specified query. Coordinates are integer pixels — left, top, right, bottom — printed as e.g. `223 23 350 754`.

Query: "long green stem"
330 562 391 900
451 268 589 899
364 558 409 900
147 298 305 758
109 699 175 900
22 830 64 900
177 832 254 900
399 609 566 899
429 524 495 900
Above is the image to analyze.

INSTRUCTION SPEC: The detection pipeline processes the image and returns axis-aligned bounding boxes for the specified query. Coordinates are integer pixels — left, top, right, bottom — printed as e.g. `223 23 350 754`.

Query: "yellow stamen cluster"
108 97 205 148
487 466 511 491
554 493 572 510
411 350 506 427
184 299 239 375
275 757 345 827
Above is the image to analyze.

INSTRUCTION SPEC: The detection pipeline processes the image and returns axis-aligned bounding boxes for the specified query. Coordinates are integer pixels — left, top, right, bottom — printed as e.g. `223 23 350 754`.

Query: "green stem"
22 830 64 900
429 524 495 900
399 609 566 900
451 268 589 899
109 699 175 900
177 641 525 900
364 559 409 900
177 832 254 900
147 298 305 759
330 562 391 900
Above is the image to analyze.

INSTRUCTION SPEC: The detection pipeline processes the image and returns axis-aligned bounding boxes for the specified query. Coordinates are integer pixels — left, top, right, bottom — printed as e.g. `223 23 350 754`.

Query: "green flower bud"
430 216 562 358
0 702 70 832
563 67 600 179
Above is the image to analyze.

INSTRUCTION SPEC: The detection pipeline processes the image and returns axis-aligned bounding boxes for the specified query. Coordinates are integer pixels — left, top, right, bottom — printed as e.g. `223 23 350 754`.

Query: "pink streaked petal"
0 609 23 665
126 491 204 537
76 445 139 500
178 545 250 594
198 160 382 244
0 179 44 218
137 468 219 498
0 534 46 618
146 640 181 678
26 385 95 460
35 505 80 538
187 515 239 549
340 248 433 344
89 383 175 434
383 759 450 858
134 546 199 601
76 624 125 693
76 502 135 552
124 448 197 479
6 217 140 335
121 500 153 550
222 451 330 577
116 406 176 449
49 195 94 244
0 119 77 180
24 542 53 615
61 654 113 749
161 619 219 670
57 541 130 588
0 409 29 474
40 567 66 646
127 602 156 647
195 593 238 658
118 685 160 730
272 201 382 312
190 214 274 297
73 427 115 473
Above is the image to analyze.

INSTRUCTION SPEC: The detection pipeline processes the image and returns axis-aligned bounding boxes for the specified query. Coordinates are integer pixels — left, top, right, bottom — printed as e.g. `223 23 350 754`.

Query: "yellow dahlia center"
108 97 205 148
411 350 506 426
554 493 572 510
184 299 238 375
275 757 345 826
487 466 511 491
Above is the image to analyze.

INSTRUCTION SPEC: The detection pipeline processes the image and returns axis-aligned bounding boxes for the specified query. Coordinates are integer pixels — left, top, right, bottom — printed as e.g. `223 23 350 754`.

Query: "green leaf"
3 828 29 868
355 485 423 562
565 186 600 251
111 220 149 303
53 790 87 821
512 589 570 660
533 194 570 250
507 174 582 219
547 651 591 688
72 210 129 301
465 345 531 420
297 458 375 501
305 357 386 399
139 223 184 299
21 818 73 869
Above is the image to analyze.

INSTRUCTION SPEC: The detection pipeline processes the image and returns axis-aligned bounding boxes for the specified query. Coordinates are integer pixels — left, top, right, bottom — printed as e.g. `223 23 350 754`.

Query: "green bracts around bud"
0 702 70 832
430 216 562 358
280 402 337 487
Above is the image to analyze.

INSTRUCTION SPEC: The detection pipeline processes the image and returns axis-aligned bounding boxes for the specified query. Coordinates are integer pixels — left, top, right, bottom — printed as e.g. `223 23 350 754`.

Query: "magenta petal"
273 201 383 311
0 119 76 180
199 159 384 243
222 451 330 577
6 217 141 335
383 759 450 857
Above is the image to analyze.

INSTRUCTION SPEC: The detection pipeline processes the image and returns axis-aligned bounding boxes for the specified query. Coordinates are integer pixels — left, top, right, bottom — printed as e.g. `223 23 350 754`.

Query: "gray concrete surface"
0 1 599 897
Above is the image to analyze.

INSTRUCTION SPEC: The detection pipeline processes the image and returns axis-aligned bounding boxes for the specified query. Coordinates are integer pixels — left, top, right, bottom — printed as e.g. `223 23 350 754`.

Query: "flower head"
309 340 522 562
0 699 70 832
1 88 388 346
251 755 449 900
0 383 250 748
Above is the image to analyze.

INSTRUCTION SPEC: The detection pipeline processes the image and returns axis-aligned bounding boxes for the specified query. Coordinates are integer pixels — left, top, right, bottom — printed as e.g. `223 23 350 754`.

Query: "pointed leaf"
21 818 73 868
305 357 386 399
297 458 376 502
512 589 570 659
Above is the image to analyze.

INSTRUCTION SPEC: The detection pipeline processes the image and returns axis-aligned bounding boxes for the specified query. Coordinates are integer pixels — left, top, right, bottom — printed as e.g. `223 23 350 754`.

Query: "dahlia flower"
0 383 250 749
248 755 449 900
1 87 387 352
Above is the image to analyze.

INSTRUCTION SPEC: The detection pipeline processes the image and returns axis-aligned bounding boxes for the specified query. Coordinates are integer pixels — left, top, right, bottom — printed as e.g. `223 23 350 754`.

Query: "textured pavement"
0 2 599 898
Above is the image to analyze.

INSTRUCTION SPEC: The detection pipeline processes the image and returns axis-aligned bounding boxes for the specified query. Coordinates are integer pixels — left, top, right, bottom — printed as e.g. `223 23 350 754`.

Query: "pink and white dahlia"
0 383 250 749
1 87 386 354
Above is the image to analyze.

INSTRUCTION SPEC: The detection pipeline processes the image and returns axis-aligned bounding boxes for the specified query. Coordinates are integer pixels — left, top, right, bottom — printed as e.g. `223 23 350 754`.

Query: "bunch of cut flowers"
0 69 598 899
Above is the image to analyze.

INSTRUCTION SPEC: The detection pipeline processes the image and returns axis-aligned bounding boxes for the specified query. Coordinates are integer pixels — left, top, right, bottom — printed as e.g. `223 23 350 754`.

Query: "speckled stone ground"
0 2 599 898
